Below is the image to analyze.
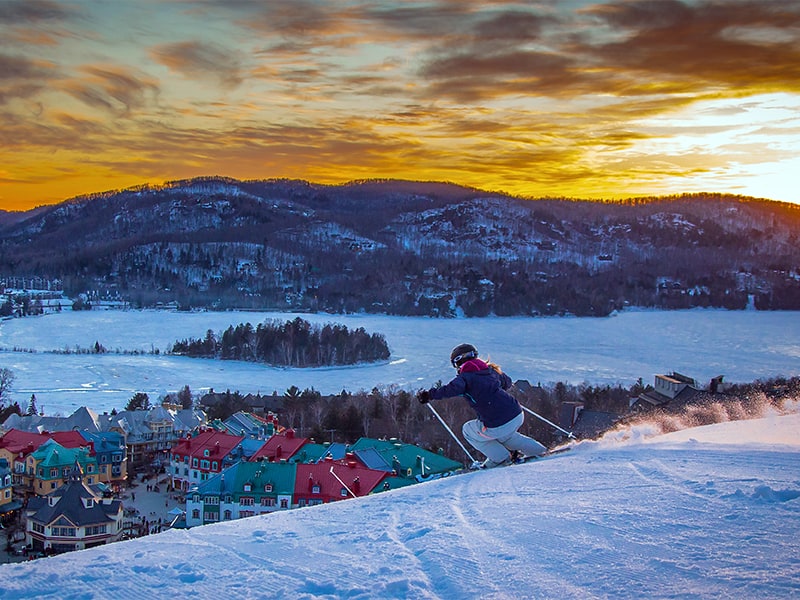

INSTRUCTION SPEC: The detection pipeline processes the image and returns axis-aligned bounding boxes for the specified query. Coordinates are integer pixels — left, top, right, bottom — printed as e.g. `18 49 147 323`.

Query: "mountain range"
1 178 799 316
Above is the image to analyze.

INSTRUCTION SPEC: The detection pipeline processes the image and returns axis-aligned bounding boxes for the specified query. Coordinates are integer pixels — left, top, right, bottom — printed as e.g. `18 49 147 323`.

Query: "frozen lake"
0 308 798 416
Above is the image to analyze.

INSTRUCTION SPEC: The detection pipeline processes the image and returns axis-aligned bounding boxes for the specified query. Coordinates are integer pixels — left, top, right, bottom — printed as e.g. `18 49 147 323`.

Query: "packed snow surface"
1 413 798 599
1 308 798 415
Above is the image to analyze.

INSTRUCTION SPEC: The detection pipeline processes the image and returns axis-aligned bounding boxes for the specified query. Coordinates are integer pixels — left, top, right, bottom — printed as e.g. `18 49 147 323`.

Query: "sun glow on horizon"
2 0 800 211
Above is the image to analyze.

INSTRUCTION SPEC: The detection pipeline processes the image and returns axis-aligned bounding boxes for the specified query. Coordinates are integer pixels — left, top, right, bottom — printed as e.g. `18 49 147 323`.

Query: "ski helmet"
450 343 478 368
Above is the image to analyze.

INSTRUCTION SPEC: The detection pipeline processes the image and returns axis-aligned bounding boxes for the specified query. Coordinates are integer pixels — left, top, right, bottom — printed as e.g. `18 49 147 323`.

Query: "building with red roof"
249 428 307 463
169 430 245 492
294 455 389 507
0 429 89 488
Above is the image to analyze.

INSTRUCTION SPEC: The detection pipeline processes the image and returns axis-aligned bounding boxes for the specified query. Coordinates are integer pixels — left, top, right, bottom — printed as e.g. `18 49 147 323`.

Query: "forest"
1 179 799 317
169 316 390 367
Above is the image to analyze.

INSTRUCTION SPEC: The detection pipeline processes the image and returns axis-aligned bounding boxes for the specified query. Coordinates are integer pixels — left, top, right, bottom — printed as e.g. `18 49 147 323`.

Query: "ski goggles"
451 351 477 368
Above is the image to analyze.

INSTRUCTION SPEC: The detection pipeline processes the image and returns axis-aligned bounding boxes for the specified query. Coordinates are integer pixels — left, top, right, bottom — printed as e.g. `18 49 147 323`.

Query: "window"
85 525 107 536
192 458 198 467
280 498 288 509
191 509 200 519
204 496 219 505
240 510 255 518
200 460 210 469
204 449 210 457
192 494 200 503
224 495 232 504
32 522 44 534
212 461 218 471
240 497 254 506
204 511 219 522
264 483 273 492
340 488 348 497
53 527 76 537
260 497 276 507
243 483 251 492
50 468 58 477
223 510 232 520
312 484 320 494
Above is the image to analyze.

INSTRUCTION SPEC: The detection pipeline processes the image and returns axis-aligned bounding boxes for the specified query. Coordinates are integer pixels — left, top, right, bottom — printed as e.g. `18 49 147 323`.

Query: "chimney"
352 477 361 494
308 474 314 492
285 429 295 439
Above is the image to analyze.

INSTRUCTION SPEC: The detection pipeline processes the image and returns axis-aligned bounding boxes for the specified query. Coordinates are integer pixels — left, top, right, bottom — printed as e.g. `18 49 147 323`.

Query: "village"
0 391 473 562
0 368 734 563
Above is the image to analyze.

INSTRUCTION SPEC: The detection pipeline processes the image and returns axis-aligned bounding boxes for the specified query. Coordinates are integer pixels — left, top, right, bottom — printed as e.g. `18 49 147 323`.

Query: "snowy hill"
2 413 799 599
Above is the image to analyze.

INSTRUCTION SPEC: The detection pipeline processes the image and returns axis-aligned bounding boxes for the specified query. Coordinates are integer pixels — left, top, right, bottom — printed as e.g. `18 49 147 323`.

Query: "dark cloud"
0 0 74 24
150 41 244 88
0 53 55 80
581 0 800 92
61 66 159 114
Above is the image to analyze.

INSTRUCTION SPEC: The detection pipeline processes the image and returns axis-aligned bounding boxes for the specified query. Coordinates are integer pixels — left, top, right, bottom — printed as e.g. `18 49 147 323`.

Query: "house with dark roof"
24 461 123 554
632 372 702 412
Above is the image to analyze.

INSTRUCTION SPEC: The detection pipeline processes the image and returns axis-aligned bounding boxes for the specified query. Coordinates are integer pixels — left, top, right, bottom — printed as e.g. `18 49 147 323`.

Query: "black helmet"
450 343 478 368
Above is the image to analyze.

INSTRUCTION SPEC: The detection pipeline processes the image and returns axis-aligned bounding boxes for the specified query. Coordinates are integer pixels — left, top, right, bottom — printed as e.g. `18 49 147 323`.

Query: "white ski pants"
462 412 546 466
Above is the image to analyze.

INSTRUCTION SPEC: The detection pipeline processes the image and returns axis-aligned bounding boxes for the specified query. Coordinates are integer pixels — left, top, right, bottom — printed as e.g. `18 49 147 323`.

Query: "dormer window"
340 487 348 497
312 484 320 494
264 483 273 492
243 483 251 492
85 498 94 508
203 449 210 457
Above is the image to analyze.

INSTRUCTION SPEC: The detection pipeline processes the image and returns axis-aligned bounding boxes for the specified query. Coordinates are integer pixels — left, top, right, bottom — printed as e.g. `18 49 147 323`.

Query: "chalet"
213 411 281 440
633 372 701 412
25 440 99 496
185 460 297 527
0 429 90 495
80 431 127 490
24 461 123 554
170 430 245 492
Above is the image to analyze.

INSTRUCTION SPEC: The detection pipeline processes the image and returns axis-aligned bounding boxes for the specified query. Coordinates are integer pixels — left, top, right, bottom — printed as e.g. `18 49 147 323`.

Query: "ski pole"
519 404 576 439
425 402 480 467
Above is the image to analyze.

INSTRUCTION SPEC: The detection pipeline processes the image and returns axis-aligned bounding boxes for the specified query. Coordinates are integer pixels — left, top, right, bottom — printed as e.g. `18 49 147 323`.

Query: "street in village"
1 472 185 565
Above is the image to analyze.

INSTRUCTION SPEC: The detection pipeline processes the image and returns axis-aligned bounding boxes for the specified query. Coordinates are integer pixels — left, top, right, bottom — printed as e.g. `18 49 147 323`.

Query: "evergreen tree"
125 392 151 411
177 385 193 409
26 394 38 416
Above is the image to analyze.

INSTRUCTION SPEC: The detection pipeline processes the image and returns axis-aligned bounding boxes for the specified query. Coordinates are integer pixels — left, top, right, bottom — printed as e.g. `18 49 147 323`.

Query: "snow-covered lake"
0 308 798 416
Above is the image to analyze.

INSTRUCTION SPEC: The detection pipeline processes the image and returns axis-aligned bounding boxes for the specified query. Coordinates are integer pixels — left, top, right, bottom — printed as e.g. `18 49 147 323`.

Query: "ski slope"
1 413 798 599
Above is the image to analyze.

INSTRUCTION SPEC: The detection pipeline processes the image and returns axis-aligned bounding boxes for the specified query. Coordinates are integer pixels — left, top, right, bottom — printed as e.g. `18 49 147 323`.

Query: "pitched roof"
171 429 244 459
195 460 297 496
249 430 307 462
295 459 388 500
27 470 121 527
349 438 463 479
0 429 87 456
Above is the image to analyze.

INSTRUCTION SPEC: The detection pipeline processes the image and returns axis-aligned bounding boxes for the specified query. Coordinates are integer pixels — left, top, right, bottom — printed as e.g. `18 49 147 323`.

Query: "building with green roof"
26 440 99 495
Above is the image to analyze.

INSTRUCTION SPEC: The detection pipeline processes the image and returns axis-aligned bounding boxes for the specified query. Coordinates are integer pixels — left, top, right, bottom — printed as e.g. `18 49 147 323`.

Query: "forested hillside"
1 178 798 316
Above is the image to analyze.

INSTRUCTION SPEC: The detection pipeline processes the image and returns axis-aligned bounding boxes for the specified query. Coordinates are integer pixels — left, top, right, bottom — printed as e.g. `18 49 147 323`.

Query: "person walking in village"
417 343 546 468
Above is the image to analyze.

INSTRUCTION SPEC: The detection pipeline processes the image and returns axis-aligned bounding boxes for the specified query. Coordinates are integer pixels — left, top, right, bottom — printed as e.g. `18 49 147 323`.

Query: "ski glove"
416 389 430 404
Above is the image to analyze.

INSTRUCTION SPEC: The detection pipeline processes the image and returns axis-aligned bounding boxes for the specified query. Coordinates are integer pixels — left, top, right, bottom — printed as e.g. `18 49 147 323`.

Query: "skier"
417 343 546 468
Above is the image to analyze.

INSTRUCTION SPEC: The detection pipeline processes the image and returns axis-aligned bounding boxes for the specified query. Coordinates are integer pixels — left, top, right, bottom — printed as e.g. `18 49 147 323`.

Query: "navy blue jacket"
428 358 521 428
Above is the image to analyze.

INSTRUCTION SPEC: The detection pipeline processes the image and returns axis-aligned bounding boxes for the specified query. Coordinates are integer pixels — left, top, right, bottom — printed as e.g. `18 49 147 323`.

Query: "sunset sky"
2 0 800 211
